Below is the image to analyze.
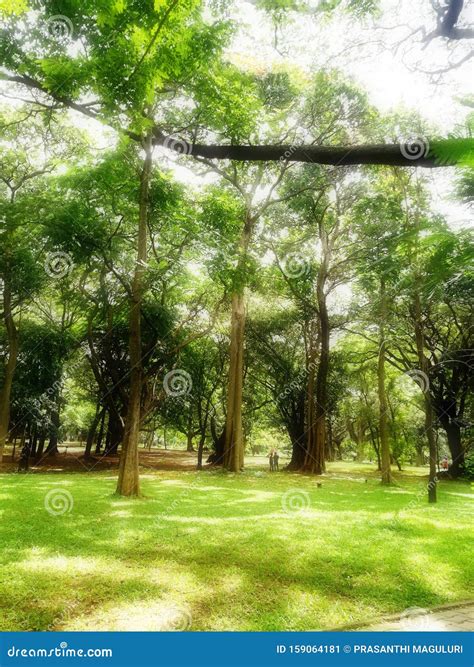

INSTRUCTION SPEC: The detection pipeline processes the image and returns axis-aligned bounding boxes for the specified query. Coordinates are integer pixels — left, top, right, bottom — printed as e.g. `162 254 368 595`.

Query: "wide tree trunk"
303 227 329 475
116 135 153 496
441 419 464 477
36 432 46 459
0 276 19 462
378 277 392 485
207 416 225 464
222 217 253 472
433 383 465 476
285 395 306 470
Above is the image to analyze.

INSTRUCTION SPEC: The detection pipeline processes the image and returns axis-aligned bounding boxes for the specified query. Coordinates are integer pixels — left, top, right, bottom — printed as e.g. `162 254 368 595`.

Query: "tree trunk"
222 216 253 473
285 396 306 470
444 421 464 477
116 135 153 497
30 424 38 457
0 276 19 462
313 292 330 473
378 277 392 485
186 410 194 452
223 291 246 472
105 409 124 456
85 405 103 458
36 432 46 459
413 289 437 503
46 390 61 456
197 432 206 470
303 319 320 473
207 416 225 464
303 225 329 475
95 408 106 454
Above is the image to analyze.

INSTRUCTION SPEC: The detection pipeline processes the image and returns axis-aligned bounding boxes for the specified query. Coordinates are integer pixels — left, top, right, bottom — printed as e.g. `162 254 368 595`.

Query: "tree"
0 109 72 460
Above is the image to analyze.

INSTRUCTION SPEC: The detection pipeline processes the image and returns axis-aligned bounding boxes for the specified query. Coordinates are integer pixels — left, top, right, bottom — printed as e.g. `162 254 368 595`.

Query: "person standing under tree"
267 449 274 471
273 449 280 471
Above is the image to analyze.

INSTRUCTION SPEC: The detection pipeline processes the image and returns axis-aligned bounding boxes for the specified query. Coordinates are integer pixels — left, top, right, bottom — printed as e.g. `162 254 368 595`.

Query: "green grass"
0 461 472 631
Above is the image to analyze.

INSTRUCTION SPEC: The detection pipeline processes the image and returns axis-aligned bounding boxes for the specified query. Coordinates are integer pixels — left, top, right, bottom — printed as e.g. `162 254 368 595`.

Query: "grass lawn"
0 460 472 631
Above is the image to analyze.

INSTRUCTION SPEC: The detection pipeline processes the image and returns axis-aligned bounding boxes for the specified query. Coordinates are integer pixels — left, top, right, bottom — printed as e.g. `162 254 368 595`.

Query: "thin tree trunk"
0 276 19 462
30 423 38 457
186 410 194 452
197 431 206 470
85 405 103 458
223 291 246 471
116 134 153 497
313 278 330 473
46 390 61 456
413 289 437 503
303 319 319 472
95 408 106 454
378 277 392 485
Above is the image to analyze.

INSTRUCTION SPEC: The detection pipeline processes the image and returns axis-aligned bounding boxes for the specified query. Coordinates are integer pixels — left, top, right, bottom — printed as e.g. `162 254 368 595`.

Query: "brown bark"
222 217 253 472
378 277 392 485
303 220 330 475
223 291 246 472
45 391 60 456
0 271 19 462
1 74 459 168
413 289 437 503
186 410 194 452
303 319 323 473
95 407 106 454
116 134 153 496
181 142 440 167
85 405 103 458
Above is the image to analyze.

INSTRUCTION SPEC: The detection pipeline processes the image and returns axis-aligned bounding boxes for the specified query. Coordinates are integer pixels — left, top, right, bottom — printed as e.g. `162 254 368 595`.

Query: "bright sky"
1 0 472 229
226 0 473 230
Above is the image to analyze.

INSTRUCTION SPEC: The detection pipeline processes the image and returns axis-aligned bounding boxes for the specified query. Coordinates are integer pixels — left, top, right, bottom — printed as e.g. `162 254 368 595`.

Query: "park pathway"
364 602 474 631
